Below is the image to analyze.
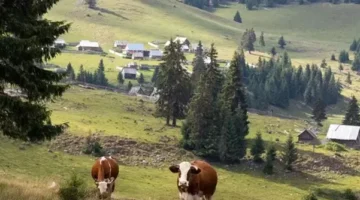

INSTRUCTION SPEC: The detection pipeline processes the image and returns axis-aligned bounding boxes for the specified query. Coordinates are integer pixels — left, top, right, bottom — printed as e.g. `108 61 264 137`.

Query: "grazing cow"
169 160 218 200
91 156 119 199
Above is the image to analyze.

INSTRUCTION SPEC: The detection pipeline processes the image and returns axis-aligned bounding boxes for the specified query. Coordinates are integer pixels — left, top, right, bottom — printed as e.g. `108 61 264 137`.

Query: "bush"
82 135 104 157
325 142 347 152
302 192 318 200
59 173 87 200
343 189 357 200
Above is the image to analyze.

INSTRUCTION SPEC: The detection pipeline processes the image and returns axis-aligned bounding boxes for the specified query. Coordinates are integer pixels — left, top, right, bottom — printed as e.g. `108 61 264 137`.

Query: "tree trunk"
166 115 170 126
172 116 177 127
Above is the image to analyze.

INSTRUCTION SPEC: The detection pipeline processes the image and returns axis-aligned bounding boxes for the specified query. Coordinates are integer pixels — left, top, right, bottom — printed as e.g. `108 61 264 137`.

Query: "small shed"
124 43 145 54
149 49 163 59
54 39 66 49
326 124 360 147
298 129 317 143
132 52 144 60
121 67 137 79
77 40 101 51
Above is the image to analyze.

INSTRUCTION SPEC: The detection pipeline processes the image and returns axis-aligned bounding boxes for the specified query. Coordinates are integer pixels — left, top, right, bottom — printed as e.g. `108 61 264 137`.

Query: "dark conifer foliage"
151 66 160 83
278 36 286 49
312 98 327 126
259 32 265 46
191 41 206 87
251 132 265 163
282 134 297 171
339 50 350 63
117 71 124 85
343 96 360 126
234 11 242 23
0 0 71 141
66 63 76 81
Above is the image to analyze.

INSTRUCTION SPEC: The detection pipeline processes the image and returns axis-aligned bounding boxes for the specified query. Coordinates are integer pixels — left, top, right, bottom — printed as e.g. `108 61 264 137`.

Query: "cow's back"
192 160 217 196
91 157 119 181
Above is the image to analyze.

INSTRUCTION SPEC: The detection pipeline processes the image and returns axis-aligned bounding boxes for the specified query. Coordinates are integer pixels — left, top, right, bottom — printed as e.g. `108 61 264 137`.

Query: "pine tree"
151 66 160 83
156 39 191 126
346 72 352 84
138 73 145 85
352 53 360 71
278 36 287 49
251 132 265 163
127 81 133 91
246 0 255 10
191 41 206 86
263 145 276 175
218 109 237 163
282 134 297 171
343 96 360 126
94 59 108 86
77 65 86 82
0 0 70 141
331 54 336 61
241 30 255 53
339 64 344 72
265 0 275 7
350 39 358 51
117 71 124 85
312 98 327 126
320 59 327 68
66 63 76 81
282 51 290 66
249 28 257 43
270 47 277 57
259 32 265 46
233 11 242 23
339 50 350 63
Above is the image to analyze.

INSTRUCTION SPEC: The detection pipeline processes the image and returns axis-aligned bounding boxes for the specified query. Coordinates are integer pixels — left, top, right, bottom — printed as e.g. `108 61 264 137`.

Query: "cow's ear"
190 166 201 174
169 165 179 173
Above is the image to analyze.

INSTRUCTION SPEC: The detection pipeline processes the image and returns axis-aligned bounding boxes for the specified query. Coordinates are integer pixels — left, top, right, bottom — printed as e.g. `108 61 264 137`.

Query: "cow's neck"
98 158 106 181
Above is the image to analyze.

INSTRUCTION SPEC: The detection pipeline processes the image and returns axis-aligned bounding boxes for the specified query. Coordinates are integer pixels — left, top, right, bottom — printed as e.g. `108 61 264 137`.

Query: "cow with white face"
169 160 218 200
91 156 119 199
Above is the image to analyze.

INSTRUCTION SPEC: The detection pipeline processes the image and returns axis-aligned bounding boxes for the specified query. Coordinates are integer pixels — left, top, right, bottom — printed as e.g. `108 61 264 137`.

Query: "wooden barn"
298 129 317 143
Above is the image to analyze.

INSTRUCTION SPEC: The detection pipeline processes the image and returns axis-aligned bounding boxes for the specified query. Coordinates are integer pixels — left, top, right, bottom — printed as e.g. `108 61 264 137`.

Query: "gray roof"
150 50 163 57
125 43 145 51
326 124 360 141
122 67 137 75
298 129 317 138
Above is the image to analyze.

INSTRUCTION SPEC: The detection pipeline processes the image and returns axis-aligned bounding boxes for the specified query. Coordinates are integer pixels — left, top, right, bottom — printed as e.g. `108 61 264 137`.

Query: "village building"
76 40 101 51
326 124 360 147
165 37 191 52
298 129 318 144
54 39 66 49
127 62 138 69
149 49 163 59
114 40 128 49
121 67 137 79
123 43 145 54
132 52 144 60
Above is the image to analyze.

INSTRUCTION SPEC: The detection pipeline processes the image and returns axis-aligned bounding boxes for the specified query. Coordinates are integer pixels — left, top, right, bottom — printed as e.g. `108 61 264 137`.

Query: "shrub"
59 173 87 200
82 135 104 157
325 142 347 152
343 189 357 200
302 192 318 200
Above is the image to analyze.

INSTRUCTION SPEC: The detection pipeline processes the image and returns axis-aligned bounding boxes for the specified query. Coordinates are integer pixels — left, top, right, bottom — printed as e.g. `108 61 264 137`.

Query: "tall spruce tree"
246 0 255 10
77 65 86 82
263 145 276 175
339 50 350 63
278 36 287 49
241 30 255 53
282 134 297 171
331 54 336 61
156 39 191 126
117 71 124 85
259 32 265 46
0 0 70 141
251 132 265 163
94 59 108 86
320 59 327 68
127 81 133 91
151 66 160 83
312 98 327 126
270 47 277 57
350 39 358 51
191 41 206 86
66 63 76 81
346 72 352 84
233 11 242 23
343 96 360 126
138 73 145 85
182 44 223 158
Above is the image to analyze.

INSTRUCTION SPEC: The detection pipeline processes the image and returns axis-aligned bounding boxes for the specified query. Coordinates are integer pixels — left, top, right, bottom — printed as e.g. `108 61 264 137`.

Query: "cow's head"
95 177 114 198
169 162 201 190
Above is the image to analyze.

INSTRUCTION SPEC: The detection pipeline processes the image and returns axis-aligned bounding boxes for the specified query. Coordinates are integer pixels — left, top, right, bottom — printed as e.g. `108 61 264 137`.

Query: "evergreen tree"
339 64 344 72
218 109 237 163
246 0 255 10
331 54 336 61
233 11 242 23
77 65 86 82
156 39 191 126
117 71 124 85
312 98 327 126
263 145 276 175
339 50 350 63
0 0 70 141
351 53 360 71
282 134 297 171
127 81 133 91
191 41 206 86
251 132 265 163
85 0 97 8
343 96 360 126
66 63 76 81
278 36 287 49
138 73 145 84
151 66 160 83
241 30 255 53
299 0 305 4
249 28 257 43
265 0 275 7
302 192 318 200
350 39 358 51
282 51 291 67
94 59 108 86
270 47 277 57
320 59 327 68
259 32 265 46
346 72 352 84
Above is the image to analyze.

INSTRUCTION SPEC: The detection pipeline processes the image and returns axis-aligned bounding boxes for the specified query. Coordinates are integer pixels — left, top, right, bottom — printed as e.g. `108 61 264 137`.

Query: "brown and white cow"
91 156 119 199
169 160 218 200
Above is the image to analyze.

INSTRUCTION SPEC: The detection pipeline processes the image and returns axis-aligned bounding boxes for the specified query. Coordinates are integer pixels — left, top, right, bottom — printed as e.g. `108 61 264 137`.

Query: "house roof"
122 67 137 74
326 124 360 141
55 39 66 44
125 43 145 51
114 40 128 46
77 40 99 48
132 52 144 57
150 49 163 57
298 129 317 138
